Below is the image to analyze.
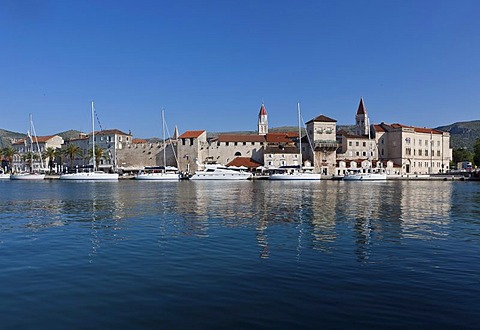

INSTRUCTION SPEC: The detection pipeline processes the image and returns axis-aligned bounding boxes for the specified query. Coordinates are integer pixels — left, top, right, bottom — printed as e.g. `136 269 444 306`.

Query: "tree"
474 138 480 168
54 148 65 170
43 147 56 174
2 146 18 171
65 144 81 168
2 146 17 172
88 145 108 170
452 147 473 165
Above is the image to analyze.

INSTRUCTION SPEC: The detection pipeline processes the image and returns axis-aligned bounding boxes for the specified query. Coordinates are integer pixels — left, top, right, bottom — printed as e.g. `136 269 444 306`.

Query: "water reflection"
0 180 457 260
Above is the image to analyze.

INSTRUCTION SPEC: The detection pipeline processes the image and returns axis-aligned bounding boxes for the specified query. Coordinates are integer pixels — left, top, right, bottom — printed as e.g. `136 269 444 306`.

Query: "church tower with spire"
258 103 268 135
355 97 369 136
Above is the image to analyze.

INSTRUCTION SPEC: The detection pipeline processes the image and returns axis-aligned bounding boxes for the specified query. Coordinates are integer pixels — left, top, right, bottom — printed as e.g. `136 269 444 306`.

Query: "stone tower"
355 97 369 136
258 103 268 136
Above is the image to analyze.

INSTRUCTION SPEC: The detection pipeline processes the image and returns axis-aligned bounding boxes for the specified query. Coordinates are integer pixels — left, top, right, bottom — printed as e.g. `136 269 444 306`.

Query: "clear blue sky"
1 0 479 138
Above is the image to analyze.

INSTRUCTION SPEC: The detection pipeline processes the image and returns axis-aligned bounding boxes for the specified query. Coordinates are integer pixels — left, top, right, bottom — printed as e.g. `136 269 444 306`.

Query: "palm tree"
21 151 36 172
2 146 17 172
65 144 81 169
88 145 108 171
54 148 65 171
43 147 56 174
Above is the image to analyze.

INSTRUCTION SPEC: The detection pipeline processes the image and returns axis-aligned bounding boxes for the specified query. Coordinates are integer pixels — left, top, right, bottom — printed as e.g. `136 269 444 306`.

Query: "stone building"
305 115 338 175
374 123 452 175
12 135 64 172
63 129 132 172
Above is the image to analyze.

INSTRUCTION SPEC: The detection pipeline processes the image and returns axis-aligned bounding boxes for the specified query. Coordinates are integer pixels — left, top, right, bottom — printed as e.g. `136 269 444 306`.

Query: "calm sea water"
0 179 479 329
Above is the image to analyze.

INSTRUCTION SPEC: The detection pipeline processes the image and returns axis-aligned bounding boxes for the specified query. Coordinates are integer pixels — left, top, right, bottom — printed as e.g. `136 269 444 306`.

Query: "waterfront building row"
9 98 452 176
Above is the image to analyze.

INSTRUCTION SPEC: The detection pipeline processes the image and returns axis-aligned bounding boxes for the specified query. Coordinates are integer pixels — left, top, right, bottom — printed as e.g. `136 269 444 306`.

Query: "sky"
1 0 479 138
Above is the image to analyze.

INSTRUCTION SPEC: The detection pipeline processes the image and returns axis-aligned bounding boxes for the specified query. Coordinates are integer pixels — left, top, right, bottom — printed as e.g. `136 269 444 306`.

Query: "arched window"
235 152 242 156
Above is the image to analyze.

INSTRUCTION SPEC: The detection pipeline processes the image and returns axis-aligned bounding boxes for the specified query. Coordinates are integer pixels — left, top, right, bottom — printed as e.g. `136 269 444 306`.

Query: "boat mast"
162 109 166 171
297 102 302 168
91 101 96 172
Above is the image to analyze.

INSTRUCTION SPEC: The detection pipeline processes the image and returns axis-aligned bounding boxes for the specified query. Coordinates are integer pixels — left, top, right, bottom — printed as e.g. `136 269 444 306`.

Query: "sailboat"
135 109 180 181
269 103 321 181
343 116 386 181
59 101 119 181
10 114 46 180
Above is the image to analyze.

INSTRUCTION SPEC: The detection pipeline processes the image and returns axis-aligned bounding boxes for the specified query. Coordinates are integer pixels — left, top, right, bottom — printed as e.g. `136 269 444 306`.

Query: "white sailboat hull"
59 172 119 181
10 173 45 180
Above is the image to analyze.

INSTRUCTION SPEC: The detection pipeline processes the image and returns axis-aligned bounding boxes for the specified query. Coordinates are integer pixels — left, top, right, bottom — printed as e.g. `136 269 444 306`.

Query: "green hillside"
436 120 480 151
0 129 25 148
56 130 85 141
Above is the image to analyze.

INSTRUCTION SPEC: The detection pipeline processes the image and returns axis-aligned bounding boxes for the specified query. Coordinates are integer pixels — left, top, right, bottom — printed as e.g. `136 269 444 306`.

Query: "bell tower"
258 103 268 135
355 97 369 136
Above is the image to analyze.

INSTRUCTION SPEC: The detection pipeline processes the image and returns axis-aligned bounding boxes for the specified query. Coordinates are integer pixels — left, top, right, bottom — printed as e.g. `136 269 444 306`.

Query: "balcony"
313 140 339 151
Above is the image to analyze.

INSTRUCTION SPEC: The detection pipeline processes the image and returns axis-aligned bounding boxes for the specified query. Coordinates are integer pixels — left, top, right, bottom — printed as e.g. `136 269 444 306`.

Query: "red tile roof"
91 129 131 136
381 123 445 134
178 130 206 139
217 134 266 142
306 115 337 124
265 132 298 143
264 145 299 154
132 138 148 144
226 157 262 169
13 135 58 145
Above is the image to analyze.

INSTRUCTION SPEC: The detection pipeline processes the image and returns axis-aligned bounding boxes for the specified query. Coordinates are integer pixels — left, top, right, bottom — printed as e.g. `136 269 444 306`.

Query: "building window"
234 142 238 146
425 150 428 156
226 142 229 146
419 140 422 146
356 152 359 156
243 142 246 146
251 142 255 145
437 150 440 157
349 141 352 146
363 142 366 147
190 138 194 146
381 149 384 155
362 152 366 156
235 152 241 156
356 142 359 146
182 139 186 146
418 149 422 156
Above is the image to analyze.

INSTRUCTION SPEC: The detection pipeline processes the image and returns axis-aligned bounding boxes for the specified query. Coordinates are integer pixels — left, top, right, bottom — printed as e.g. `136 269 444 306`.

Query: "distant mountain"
56 130 84 141
0 128 24 148
436 120 480 151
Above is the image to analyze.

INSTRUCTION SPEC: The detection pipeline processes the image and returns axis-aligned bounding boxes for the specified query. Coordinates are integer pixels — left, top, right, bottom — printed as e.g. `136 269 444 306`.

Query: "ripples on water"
0 180 479 329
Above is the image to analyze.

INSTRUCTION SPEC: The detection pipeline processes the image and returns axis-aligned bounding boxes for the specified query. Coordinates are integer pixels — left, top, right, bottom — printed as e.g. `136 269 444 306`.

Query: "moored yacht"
135 166 180 181
135 110 180 181
189 164 252 180
59 101 118 181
